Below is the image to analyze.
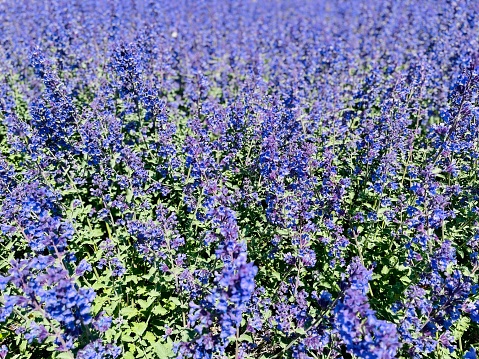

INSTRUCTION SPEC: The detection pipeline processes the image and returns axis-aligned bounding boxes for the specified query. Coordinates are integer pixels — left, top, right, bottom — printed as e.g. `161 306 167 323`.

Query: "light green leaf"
132 322 148 337
120 306 139 319
153 342 173 358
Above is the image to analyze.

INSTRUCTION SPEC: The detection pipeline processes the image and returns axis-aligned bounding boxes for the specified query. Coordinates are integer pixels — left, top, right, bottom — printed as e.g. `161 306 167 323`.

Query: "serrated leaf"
120 306 139 319
144 331 157 344
122 332 136 342
132 322 148 337
153 342 173 358
138 297 156 310
152 304 168 316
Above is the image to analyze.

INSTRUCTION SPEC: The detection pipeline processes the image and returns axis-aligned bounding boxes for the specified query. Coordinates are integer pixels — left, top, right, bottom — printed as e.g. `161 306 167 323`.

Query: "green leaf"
54 352 75 359
122 332 136 342
153 342 173 358
452 316 470 341
271 270 281 281
132 322 148 337
121 306 139 319
138 297 156 310
144 331 157 344
125 275 139 284
126 188 133 202
152 304 168 316
239 333 253 343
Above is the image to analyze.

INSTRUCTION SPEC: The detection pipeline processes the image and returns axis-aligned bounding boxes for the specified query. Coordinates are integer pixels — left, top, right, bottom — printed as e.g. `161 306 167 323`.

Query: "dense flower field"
1 0 479 358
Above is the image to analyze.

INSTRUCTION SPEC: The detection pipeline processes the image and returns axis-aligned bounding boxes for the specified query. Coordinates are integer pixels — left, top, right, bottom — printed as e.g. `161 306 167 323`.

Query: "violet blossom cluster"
0 0 479 358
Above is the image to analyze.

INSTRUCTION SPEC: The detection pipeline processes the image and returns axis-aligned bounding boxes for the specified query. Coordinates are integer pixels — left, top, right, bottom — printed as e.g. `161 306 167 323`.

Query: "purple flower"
75 259 93 277
93 313 113 333
77 339 122 359
24 322 49 344
0 275 9 291
464 348 477 359
0 345 7 359
334 258 399 359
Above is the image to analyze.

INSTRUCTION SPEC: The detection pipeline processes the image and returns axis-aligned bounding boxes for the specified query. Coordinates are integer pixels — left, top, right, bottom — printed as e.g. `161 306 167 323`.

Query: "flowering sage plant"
1 0 479 358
